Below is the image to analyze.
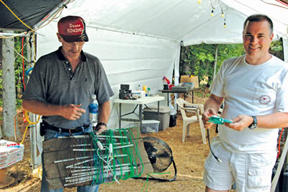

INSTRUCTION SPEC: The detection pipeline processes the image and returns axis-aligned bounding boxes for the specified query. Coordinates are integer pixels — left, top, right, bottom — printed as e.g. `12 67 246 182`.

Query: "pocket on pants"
247 153 276 189
247 167 270 188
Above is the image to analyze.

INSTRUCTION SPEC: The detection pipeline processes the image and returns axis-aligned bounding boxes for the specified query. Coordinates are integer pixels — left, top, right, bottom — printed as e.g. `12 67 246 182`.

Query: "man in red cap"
22 15 113 192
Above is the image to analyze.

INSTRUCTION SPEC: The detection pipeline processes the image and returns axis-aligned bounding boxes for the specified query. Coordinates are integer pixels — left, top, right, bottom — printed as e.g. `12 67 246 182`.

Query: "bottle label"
89 103 98 124
89 104 98 113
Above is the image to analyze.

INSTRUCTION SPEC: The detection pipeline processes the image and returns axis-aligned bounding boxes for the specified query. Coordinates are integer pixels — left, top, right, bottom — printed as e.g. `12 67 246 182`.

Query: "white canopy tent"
1 0 288 175
28 0 288 170
37 0 288 130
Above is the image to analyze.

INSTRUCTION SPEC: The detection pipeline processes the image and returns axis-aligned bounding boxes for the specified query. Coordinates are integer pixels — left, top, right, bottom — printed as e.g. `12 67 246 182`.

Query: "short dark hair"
243 14 273 33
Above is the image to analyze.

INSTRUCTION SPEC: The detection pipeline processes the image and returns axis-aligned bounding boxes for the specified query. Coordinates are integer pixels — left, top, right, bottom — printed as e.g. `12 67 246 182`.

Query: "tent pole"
175 41 183 86
213 44 218 82
27 34 36 169
26 32 42 169
283 38 288 63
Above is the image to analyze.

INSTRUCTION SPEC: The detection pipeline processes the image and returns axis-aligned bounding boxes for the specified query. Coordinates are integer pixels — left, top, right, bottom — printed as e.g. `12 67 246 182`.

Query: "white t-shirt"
211 55 288 153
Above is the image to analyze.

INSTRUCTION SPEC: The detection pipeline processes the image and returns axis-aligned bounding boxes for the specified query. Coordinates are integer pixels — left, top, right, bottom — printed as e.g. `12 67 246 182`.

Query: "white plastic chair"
176 98 206 144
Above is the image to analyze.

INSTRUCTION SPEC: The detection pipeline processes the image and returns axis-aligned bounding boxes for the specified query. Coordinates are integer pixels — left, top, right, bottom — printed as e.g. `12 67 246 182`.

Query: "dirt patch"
1 94 217 192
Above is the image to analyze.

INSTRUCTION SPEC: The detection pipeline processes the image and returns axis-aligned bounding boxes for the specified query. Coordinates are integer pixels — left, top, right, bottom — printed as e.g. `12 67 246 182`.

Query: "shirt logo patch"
259 95 271 104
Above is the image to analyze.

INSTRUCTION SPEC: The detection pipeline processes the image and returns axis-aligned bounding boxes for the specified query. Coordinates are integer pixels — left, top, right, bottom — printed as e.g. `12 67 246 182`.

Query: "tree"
0 36 26 109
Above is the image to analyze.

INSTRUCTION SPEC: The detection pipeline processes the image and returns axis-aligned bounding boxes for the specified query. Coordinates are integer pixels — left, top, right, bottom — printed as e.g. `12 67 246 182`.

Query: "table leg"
176 93 179 111
157 101 160 122
119 103 122 128
139 104 142 131
167 93 169 106
192 90 194 103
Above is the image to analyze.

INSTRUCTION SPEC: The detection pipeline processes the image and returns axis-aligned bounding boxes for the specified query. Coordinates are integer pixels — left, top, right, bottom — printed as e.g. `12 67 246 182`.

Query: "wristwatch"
95 122 107 131
248 116 257 129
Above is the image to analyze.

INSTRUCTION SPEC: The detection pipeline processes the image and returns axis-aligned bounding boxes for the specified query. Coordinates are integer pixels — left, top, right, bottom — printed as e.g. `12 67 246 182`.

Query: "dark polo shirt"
23 47 114 129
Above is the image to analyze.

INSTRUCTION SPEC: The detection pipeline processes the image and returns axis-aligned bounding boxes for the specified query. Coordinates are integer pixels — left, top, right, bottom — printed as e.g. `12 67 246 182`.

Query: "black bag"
169 115 177 127
40 122 47 136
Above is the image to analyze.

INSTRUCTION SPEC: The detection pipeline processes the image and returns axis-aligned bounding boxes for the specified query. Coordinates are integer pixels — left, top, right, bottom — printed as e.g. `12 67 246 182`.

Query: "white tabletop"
113 96 165 105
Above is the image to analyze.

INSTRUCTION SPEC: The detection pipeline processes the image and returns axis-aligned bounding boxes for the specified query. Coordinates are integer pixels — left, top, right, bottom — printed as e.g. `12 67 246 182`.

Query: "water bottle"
89 94 98 129
147 87 151 96
137 84 141 91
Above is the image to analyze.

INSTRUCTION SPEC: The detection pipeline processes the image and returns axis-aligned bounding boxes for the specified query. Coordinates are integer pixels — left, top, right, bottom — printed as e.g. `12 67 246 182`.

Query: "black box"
120 84 130 90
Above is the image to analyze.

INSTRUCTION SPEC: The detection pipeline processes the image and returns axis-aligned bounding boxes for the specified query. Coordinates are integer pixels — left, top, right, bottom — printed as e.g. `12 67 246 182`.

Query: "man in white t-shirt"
202 14 288 192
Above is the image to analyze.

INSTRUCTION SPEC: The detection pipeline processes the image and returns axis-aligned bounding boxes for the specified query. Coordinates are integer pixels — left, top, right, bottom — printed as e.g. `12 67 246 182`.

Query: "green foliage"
180 43 244 86
270 39 284 60
217 44 245 71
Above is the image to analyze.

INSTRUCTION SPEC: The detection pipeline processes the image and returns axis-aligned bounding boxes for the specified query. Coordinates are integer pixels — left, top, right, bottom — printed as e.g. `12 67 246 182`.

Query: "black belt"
40 121 89 135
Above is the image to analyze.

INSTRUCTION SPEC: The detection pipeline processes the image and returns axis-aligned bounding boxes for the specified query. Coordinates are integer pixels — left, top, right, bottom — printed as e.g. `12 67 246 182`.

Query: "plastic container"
132 90 145 98
141 120 160 133
147 88 151 96
89 94 98 129
143 106 170 131
0 140 24 169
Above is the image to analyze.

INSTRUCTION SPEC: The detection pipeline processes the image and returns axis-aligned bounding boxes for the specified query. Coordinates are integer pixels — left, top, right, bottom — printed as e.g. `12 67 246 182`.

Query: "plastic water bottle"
89 94 98 129
147 87 151 96
137 84 141 91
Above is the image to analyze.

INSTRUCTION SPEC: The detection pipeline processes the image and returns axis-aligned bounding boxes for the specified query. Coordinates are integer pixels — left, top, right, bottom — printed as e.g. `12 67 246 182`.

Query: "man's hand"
226 115 253 131
202 94 224 129
202 108 218 129
60 104 86 120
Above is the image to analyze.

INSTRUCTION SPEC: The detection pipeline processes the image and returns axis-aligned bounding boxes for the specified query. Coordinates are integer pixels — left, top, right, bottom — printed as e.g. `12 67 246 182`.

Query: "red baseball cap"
58 16 89 42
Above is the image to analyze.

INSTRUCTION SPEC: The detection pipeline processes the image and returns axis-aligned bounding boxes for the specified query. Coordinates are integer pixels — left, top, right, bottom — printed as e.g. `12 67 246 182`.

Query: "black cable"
133 158 177 182
207 129 222 163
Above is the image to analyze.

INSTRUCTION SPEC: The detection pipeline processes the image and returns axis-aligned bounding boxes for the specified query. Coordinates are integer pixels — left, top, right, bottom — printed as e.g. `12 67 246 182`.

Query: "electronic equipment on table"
119 84 133 100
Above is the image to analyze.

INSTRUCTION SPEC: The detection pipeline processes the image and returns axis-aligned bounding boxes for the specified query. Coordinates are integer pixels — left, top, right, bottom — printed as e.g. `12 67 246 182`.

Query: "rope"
20 111 40 144
0 0 67 39
0 0 35 31
20 32 38 145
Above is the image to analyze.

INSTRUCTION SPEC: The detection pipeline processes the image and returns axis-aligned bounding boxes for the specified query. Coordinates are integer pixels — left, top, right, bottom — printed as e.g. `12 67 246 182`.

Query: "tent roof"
1 0 287 44
0 0 63 30
49 0 288 45
58 0 247 45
